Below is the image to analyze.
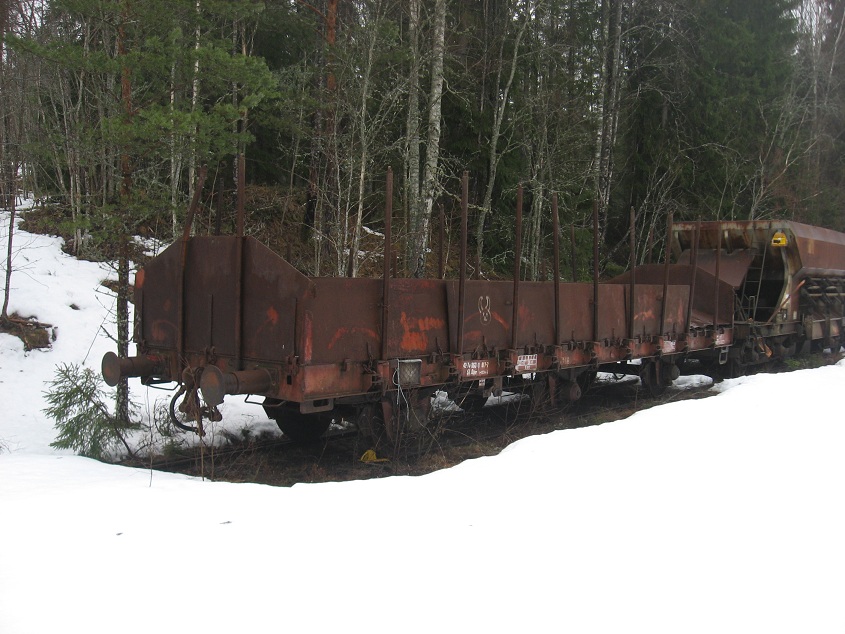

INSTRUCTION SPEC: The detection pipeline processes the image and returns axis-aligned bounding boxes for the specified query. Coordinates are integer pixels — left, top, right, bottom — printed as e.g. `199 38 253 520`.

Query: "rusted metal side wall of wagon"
299 278 452 364
137 236 311 376
786 221 845 278
134 242 179 351
385 279 451 358
617 264 734 328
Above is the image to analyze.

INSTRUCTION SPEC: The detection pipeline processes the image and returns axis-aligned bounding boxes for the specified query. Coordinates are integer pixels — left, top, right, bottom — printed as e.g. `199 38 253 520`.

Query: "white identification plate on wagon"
462 360 492 377
515 354 538 372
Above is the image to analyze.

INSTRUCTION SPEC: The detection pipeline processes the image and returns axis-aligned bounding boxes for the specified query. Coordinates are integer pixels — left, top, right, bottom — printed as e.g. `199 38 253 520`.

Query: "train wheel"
555 376 583 404
577 370 597 394
356 403 385 445
451 384 488 412
530 378 552 410
274 412 331 443
640 360 667 397
458 394 488 412
263 399 331 442
720 359 745 380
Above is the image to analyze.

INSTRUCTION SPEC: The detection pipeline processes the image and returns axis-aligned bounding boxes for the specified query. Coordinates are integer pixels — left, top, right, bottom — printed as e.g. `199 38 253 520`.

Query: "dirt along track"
123 352 843 486
126 366 729 487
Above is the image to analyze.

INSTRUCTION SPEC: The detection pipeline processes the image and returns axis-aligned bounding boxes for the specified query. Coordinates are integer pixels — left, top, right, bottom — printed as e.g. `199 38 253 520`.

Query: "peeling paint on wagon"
150 320 174 344
326 326 380 351
399 312 444 352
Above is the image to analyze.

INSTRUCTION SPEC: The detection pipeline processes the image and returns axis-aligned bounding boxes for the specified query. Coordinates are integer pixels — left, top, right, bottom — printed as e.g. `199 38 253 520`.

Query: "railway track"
126 351 841 486
127 369 722 486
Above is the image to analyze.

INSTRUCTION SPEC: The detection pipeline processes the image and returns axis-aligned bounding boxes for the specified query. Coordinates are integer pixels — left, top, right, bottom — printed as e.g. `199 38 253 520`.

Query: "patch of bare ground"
121 373 721 486
0 313 53 350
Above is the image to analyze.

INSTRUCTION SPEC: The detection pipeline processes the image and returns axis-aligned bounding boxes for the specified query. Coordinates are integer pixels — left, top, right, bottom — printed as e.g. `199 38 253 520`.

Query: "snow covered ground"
1 205 844 634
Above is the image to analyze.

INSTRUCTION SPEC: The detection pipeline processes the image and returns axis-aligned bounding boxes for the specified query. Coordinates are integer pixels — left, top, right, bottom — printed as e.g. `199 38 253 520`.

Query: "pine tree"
682 0 798 219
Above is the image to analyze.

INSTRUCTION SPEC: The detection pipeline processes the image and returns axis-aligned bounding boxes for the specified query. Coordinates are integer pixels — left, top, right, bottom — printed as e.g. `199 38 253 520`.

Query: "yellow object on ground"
360 449 389 464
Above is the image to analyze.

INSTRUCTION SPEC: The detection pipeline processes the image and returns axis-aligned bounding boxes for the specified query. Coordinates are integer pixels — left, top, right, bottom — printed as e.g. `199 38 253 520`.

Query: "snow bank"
1 207 843 634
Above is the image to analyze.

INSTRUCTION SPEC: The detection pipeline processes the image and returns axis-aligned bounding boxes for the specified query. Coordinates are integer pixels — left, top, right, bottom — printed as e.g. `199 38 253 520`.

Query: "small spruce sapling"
44 363 138 460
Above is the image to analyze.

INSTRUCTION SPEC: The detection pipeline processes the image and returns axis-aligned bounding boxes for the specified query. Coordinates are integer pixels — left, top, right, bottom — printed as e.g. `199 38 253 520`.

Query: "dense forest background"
1 0 844 280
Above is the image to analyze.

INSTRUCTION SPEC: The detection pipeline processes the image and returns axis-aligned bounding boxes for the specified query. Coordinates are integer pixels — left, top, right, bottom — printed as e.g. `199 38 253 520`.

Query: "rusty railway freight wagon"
102 179 845 442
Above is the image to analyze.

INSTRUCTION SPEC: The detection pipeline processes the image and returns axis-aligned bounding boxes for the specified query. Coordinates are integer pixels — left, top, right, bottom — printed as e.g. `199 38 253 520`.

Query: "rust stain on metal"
327 326 379 350
303 311 313 363
151 319 174 343
399 312 444 351
266 306 279 326
464 329 484 345
490 311 508 330
401 332 428 352
416 315 444 332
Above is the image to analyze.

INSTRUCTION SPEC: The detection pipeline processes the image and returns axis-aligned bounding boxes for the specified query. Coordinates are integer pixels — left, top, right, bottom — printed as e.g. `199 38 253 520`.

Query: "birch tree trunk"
595 0 623 244
170 57 183 236
349 19 378 278
409 0 446 279
404 0 421 273
324 0 339 274
473 10 529 272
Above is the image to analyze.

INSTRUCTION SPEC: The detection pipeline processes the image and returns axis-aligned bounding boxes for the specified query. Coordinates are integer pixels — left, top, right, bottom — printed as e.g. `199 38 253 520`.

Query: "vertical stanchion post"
177 166 208 365
512 184 523 350
646 225 654 264
457 171 469 354
236 152 245 238
659 212 674 336
181 165 207 243
592 200 599 342
214 162 225 236
552 194 561 346
685 221 700 336
570 224 577 282
628 206 636 341
438 204 445 279
381 167 393 361
234 153 246 370
714 223 722 327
